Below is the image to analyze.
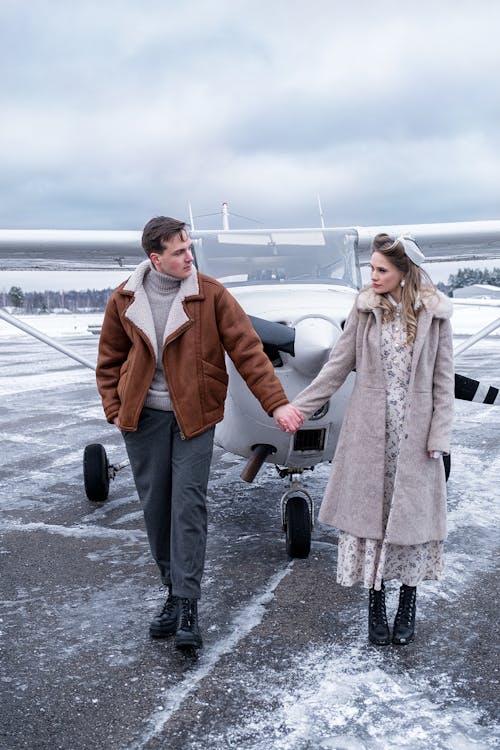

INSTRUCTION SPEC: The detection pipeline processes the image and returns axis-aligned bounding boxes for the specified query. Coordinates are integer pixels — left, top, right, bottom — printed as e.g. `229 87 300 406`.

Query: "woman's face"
370 251 404 297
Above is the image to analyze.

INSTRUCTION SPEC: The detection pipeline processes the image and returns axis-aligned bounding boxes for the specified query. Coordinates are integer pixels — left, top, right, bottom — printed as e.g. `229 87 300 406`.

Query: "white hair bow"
394 235 426 267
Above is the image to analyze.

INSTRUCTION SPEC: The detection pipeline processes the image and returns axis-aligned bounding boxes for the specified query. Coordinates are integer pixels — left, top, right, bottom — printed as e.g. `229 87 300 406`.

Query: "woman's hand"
273 404 304 433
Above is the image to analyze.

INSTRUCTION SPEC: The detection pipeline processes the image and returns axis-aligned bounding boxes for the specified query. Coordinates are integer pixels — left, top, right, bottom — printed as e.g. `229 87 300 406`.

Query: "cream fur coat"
292 287 454 545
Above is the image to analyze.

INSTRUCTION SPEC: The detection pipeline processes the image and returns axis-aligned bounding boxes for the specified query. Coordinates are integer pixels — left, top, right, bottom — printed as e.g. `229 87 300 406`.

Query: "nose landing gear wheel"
285 496 311 559
83 443 110 502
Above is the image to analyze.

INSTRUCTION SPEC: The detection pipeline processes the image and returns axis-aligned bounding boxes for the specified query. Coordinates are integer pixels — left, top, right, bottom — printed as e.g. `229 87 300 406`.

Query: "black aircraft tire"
83 443 110 502
285 496 311 559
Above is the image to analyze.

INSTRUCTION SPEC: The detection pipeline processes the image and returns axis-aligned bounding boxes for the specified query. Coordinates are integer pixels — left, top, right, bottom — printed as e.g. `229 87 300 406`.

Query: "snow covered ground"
0 315 498 749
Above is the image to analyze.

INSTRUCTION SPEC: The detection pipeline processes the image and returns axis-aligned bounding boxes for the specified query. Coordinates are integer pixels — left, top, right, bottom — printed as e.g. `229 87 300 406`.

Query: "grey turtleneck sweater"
143 264 181 412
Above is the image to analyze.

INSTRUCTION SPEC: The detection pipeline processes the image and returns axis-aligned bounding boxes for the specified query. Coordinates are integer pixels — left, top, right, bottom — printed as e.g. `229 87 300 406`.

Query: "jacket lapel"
122 261 158 359
408 308 432 389
370 307 386 387
164 269 200 343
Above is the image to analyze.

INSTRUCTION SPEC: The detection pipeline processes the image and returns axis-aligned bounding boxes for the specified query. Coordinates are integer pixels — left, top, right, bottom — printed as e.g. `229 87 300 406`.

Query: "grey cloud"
0 0 499 231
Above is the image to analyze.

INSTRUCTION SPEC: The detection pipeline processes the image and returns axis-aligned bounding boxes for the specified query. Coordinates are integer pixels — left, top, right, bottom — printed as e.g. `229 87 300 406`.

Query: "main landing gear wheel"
285 496 311 559
83 443 110 502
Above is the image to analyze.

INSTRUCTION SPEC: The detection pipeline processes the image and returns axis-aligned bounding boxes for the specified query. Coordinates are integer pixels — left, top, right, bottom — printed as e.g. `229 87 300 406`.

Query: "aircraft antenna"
188 202 195 230
317 193 325 228
222 202 230 230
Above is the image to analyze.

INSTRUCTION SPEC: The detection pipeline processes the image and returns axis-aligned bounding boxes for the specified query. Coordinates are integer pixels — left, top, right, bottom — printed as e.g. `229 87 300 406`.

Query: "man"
96 216 302 650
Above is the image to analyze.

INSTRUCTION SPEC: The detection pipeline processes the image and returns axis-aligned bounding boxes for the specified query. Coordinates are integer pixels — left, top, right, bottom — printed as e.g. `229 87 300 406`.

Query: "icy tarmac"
0 320 499 749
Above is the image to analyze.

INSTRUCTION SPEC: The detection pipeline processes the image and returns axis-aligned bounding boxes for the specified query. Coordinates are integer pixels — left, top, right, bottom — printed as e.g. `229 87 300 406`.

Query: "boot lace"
370 587 388 626
395 587 416 626
160 592 178 617
179 598 193 630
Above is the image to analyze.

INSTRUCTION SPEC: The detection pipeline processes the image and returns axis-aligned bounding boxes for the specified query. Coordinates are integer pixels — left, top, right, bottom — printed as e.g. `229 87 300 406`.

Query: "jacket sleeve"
214 287 289 415
427 317 455 453
96 295 132 423
292 303 358 419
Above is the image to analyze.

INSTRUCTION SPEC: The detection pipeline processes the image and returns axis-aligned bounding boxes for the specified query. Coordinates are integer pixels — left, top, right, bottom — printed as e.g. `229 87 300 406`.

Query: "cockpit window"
191 229 361 288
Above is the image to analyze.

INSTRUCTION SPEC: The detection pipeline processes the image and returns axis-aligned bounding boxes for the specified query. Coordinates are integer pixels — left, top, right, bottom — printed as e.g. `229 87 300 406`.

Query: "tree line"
436 267 500 295
2 267 500 312
2 287 114 312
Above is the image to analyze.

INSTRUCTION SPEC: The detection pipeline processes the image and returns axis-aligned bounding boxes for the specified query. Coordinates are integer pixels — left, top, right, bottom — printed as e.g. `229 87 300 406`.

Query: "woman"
275 234 454 646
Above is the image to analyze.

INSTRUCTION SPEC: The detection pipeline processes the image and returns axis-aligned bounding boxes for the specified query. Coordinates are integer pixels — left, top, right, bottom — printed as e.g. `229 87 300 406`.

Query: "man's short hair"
141 216 188 257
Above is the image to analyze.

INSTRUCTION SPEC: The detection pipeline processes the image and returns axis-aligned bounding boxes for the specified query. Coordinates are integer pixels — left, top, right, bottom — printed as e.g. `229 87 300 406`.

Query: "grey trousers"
122 408 214 600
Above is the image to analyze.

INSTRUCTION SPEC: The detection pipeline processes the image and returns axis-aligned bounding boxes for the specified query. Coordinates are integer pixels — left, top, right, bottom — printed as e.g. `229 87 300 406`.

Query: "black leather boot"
149 589 179 638
368 583 391 645
392 585 417 645
175 598 203 650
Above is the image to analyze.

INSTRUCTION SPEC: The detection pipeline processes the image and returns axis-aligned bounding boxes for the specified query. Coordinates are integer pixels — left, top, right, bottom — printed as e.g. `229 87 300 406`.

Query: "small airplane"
1 208 499 558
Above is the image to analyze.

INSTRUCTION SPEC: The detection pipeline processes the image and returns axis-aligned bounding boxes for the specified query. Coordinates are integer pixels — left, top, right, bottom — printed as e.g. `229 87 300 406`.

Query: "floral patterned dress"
336 298 444 591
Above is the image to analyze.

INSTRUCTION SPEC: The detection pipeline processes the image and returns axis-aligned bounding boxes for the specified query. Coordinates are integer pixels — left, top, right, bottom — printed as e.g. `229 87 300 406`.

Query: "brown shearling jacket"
96 261 289 438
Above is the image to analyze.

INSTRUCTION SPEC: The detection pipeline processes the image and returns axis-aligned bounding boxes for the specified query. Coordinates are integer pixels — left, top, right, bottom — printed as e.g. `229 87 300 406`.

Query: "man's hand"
113 416 121 430
273 404 304 433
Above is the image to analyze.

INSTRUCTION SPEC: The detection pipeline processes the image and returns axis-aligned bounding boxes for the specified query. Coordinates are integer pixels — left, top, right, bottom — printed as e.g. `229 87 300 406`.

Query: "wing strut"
454 316 500 359
0 308 96 370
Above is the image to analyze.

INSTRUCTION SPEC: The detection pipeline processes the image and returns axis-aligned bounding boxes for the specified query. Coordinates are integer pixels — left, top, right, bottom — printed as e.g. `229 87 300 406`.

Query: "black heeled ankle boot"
175 598 203 650
392 585 417 645
368 583 391 646
149 588 179 638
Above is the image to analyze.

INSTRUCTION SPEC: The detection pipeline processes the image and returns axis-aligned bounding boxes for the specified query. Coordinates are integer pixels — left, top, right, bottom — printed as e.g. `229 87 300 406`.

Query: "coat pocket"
201 359 229 413
116 360 130 401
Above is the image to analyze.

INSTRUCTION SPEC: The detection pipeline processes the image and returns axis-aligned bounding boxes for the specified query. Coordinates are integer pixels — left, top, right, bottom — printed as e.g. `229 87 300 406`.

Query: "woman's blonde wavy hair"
371 233 437 345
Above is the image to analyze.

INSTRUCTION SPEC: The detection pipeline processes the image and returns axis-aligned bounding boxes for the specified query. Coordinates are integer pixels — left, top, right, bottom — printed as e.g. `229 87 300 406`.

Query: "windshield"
192 228 361 288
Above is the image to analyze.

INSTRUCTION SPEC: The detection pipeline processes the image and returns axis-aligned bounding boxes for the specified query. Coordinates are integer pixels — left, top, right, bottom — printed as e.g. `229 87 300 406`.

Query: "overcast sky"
1 0 499 237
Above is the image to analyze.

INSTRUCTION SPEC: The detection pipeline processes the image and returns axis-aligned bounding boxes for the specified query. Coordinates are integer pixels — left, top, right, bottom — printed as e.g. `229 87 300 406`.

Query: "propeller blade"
455 373 499 405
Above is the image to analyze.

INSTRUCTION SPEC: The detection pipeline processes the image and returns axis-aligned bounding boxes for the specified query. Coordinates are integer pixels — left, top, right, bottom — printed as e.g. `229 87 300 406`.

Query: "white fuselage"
215 281 358 470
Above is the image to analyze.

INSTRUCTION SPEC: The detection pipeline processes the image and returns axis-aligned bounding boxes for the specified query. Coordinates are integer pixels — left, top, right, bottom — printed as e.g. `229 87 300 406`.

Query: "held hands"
273 404 304 433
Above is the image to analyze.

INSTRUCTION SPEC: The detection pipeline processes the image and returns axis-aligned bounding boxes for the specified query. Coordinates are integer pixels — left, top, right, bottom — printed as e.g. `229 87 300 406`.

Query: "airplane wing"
354 220 500 263
0 229 143 270
1 220 499 271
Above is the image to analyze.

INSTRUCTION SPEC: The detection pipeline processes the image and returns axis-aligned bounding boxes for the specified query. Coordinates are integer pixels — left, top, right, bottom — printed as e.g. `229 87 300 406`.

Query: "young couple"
96 217 453 650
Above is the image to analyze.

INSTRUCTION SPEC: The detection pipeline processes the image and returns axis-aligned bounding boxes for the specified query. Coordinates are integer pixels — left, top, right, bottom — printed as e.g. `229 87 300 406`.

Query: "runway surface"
0 329 498 749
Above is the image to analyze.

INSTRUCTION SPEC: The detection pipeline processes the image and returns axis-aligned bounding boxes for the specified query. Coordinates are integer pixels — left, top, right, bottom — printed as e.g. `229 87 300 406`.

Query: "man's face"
150 230 194 279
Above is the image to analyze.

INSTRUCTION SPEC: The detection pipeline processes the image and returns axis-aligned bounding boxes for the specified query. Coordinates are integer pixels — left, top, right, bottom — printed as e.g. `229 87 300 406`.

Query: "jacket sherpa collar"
120 260 202 360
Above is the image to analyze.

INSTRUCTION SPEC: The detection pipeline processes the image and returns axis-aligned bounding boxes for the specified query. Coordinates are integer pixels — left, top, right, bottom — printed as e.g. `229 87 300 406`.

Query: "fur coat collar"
356 286 453 319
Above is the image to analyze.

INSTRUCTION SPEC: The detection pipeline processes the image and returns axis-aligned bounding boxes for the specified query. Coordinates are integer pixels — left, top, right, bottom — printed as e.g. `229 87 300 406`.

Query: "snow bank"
0 302 498 340
451 301 499 336
0 312 104 337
